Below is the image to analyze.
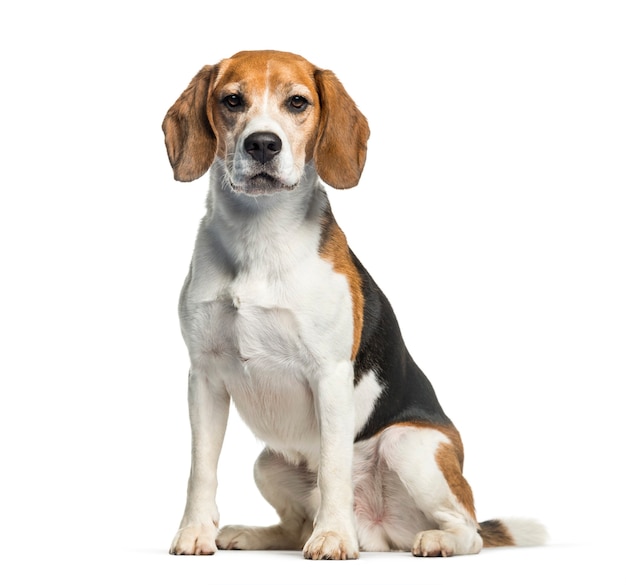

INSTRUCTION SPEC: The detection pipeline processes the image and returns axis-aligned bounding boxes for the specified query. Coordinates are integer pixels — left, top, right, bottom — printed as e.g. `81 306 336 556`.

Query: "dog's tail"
478 518 548 548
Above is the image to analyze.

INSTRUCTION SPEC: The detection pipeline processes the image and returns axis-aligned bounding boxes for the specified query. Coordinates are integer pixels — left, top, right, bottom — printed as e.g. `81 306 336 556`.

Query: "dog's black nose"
244 132 282 164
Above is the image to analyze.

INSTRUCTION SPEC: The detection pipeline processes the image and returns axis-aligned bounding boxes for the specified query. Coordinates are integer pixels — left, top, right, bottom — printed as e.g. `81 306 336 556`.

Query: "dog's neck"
203 160 328 275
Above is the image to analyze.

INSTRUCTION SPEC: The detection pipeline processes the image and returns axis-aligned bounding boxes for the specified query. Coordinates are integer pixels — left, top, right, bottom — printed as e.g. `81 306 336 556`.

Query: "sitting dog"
163 50 546 559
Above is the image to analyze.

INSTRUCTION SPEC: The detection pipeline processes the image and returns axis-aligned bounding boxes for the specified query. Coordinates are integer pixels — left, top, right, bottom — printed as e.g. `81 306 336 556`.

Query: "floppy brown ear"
162 65 217 182
313 70 370 189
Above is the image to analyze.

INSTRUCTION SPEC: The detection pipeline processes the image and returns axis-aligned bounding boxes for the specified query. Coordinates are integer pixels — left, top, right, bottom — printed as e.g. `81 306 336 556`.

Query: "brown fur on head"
162 50 370 189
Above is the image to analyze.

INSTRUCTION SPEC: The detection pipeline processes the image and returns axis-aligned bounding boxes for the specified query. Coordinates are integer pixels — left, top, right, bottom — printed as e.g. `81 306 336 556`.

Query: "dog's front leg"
170 369 230 555
304 361 359 560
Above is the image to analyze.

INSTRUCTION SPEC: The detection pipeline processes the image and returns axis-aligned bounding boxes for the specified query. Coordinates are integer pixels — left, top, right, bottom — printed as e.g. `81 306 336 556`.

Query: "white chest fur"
179 180 358 465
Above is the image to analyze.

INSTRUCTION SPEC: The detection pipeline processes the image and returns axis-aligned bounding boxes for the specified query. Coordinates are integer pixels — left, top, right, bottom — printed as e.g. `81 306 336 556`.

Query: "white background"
1 1 624 583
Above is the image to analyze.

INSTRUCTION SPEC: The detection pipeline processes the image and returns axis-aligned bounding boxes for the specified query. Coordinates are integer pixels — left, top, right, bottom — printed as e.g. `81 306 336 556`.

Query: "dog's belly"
187 297 322 462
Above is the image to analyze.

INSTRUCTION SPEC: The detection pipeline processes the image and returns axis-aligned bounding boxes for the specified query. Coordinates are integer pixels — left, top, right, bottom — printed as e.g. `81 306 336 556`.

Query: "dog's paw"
216 525 254 550
412 530 456 557
169 524 218 555
412 528 482 557
303 530 359 560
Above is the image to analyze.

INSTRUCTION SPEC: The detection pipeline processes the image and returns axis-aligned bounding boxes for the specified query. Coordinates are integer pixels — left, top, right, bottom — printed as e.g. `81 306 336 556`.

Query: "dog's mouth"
230 172 296 196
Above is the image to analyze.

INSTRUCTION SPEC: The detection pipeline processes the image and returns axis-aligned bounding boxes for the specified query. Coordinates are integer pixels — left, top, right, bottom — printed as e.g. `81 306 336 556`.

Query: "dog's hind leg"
217 449 317 550
380 424 483 557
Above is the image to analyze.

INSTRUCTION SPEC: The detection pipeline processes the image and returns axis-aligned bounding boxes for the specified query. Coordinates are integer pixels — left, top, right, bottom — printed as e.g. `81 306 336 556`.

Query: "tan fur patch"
435 440 477 521
319 219 364 360
395 421 476 520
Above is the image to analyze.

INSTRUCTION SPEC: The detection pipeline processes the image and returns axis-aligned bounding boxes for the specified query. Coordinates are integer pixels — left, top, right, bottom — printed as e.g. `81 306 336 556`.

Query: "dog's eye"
288 95 309 112
223 94 243 110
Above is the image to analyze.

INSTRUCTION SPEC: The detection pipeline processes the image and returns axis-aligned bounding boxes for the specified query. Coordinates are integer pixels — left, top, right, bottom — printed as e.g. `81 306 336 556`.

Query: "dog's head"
162 50 370 194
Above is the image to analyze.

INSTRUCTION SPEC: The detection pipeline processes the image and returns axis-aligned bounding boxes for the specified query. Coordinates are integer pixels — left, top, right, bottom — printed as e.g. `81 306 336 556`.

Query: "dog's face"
209 52 321 195
163 50 370 193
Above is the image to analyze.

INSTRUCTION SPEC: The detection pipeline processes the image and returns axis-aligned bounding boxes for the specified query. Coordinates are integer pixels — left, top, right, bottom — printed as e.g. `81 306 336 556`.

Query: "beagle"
163 50 546 559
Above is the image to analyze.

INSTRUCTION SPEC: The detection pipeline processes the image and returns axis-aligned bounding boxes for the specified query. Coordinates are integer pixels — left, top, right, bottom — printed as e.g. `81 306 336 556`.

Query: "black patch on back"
351 251 452 441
